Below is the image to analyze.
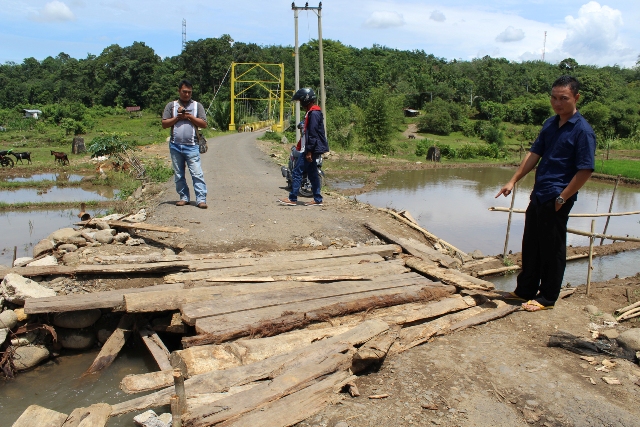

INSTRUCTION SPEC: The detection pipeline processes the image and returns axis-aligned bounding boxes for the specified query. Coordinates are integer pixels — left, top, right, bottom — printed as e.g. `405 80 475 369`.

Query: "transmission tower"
182 19 187 51
542 31 547 61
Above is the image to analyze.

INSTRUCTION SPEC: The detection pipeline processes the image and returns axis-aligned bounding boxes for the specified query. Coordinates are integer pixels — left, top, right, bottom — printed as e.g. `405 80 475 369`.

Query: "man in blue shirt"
496 75 596 312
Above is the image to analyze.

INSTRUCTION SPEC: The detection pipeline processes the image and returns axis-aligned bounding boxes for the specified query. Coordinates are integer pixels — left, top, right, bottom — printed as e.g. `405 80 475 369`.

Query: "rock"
584 305 600 315
13 257 33 267
126 238 145 246
15 308 28 321
113 232 130 243
57 244 78 253
124 209 147 223
11 331 37 347
27 255 58 267
58 236 87 247
12 346 50 370
617 329 640 352
302 236 323 247
97 329 112 344
57 328 96 350
0 309 18 330
0 328 7 345
1 273 56 304
48 228 82 243
95 221 111 230
601 313 617 323
53 309 101 329
319 236 332 247
134 409 157 425
94 229 117 244
62 252 82 266
470 249 484 260
33 239 55 258
334 422 349 427
134 410 172 427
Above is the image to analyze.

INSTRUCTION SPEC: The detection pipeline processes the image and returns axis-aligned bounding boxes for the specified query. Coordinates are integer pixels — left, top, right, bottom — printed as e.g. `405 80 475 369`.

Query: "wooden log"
83 314 134 375
398 306 487 352
185 384 259 412
77 219 188 233
12 405 68 427
352 327 399 373
616 300 640 315
181 272 435 325
617 307 640 321
378 208 469 257
153 312 187 333
111 320 389 416
489 206 640 218
138 326 172 371
24 283 184 314
398 210 419 225
61 403 111 427
214 371 354 427
3 261 191 280
404 257 495 290
174 369 187 415
182 351 354 427
381 295 482 325
121 370 174 394
446 302 520 333
476 265 521 276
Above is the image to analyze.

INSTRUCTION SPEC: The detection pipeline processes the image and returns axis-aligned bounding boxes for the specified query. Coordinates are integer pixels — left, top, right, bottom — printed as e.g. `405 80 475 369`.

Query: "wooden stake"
502 183 516 261
173 368 187 415
600 175 620 245
12 246 17 267
586 220 595 297
170 395 182 427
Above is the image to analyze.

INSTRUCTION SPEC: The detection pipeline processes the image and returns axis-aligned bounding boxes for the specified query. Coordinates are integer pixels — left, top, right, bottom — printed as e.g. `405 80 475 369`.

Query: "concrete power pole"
292 2 326 136
182 19 186 52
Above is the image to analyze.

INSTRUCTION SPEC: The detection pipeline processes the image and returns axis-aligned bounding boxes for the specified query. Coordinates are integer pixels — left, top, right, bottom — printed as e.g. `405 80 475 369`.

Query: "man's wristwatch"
556 196 565 205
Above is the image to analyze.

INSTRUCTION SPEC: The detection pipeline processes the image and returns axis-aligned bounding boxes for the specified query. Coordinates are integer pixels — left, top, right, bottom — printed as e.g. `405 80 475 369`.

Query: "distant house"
23 109 42 119
403 108 420 117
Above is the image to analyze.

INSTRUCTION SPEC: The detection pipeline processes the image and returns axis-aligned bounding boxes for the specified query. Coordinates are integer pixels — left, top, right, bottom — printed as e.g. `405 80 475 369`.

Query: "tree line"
1 35 639 152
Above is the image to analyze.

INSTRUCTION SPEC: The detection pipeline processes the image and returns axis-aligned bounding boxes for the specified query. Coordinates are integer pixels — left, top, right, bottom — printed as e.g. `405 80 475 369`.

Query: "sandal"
522 300 554 312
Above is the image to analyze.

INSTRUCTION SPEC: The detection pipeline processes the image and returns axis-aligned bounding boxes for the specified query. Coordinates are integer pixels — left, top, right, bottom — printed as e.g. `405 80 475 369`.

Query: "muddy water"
0 186 118 203
0 208 108 266
5 173 86 183
357 167 640 289
0 348 159 426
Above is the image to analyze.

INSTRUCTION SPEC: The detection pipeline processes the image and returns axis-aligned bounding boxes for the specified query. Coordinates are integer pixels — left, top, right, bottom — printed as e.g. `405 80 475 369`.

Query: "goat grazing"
50 150 70 165
12 151 32 164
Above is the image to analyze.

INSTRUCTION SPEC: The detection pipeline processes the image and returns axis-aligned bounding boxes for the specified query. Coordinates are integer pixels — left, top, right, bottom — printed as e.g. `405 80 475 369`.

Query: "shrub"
145 159 174 183
438 144 457 159
415 139 431 157
417 109 451 135
484 126 504 147
87 134 136 158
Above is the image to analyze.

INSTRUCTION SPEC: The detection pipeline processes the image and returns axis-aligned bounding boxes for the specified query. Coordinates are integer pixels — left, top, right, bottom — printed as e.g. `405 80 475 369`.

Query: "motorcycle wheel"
298 174 323 197
0 157 13 168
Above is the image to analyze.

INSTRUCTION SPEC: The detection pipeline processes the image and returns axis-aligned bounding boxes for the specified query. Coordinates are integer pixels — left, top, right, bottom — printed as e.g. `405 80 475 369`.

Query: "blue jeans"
289 153 322 203
169 143 207 204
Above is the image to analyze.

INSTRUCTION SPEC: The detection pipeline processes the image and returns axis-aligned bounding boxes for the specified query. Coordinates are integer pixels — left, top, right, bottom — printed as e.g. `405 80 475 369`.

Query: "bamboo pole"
567 228 640 243
600 175 621 245
586 220 595 297
378 208 468 258
616 300 640 315
502 184 516 261
489 207 640 218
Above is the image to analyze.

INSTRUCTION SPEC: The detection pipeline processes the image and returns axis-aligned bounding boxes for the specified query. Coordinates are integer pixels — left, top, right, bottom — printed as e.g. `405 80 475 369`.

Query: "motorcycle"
281 124 324 197
0 149 14 168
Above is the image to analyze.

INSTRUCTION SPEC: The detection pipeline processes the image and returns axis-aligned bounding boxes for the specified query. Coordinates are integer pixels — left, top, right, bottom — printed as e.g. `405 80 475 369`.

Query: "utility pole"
293 6 300 142
182 19 186 52
542 31 547 61
291 2 326 136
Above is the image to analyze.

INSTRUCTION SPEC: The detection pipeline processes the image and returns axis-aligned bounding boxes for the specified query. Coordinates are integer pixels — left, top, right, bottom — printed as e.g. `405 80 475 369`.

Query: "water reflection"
0 186 118 203
358 167 640 256
6 173 86 183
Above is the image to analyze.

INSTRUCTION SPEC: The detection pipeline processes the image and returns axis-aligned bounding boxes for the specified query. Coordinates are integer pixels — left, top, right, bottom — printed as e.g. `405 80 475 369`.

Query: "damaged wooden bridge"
10 222 526 427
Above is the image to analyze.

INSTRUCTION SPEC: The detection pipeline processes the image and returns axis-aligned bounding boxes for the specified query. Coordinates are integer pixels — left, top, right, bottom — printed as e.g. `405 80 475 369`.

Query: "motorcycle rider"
278 88 329 206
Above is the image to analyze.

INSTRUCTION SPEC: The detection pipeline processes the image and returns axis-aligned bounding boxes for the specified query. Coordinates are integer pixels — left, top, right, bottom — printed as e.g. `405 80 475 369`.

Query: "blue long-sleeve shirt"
304 109 329 154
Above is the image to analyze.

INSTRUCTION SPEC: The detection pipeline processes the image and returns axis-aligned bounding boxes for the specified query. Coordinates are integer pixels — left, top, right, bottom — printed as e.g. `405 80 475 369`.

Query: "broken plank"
216 372 354 427
352 327 399 373
138 326 172 371
446 302 519 333
84 314 134 375
7 261 191 279
61 403 111 427
24 283 184 314
12 405 68 427
181 272 438 325
381 294 482 325
183 351 354 427
111 320 389 416
77 220 188 233
404 256 495 290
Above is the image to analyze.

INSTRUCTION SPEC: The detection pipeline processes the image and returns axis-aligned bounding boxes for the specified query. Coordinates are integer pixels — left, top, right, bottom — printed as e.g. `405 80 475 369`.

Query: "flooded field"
5 173 87 183
0 186 117 204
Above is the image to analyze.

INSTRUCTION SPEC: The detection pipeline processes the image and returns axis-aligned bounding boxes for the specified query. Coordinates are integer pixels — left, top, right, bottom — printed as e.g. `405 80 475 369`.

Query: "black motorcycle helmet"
292 88 316 108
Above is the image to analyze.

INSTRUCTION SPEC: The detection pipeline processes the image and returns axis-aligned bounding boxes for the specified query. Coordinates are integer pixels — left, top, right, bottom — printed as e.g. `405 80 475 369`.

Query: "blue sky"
1 0 638 67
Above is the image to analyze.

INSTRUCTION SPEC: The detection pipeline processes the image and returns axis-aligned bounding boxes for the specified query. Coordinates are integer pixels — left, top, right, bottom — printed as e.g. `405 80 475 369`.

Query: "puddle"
0 208 106 266
5 173 87 183
0 186 118 204
0 348 157 426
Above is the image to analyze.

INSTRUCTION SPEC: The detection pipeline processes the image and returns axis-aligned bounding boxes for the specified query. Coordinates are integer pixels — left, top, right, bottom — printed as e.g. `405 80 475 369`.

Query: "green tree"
362 88 394 154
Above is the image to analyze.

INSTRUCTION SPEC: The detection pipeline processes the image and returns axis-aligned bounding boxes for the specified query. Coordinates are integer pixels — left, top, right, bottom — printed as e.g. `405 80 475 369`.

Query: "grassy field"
595 159 640 180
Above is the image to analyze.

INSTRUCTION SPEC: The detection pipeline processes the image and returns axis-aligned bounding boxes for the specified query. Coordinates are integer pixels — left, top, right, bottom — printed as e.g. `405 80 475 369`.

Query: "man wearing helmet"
278 88 329 206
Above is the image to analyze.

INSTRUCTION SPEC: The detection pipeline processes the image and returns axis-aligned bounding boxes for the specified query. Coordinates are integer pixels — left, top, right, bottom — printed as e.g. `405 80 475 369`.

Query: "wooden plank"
12 405 68 427
182 272 435 325
76 219 188 233
138 326 172 371
352 327 399 373
165 253 386 283
404 257 495 290
127 261 408 313
183 351 353 426
111 320 389 416
61 403 111 427
7 261 191 279
381 295 481 326
83 314 134 375
24 283 184 314
447 302 519 333
216 372 353 427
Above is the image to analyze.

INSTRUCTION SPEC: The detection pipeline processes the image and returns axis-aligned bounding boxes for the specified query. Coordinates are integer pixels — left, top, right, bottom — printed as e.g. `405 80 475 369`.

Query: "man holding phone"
162 79 208 209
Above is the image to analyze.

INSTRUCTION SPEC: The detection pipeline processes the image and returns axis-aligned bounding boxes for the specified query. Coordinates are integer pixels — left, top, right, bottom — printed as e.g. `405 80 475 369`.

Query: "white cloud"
430 10 446 23
364 11 405 29
30 1 76 22
496 26 525 42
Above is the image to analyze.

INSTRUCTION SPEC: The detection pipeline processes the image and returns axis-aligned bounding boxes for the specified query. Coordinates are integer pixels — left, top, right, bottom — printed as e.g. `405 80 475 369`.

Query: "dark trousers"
289 153 322 203
514 198 574 305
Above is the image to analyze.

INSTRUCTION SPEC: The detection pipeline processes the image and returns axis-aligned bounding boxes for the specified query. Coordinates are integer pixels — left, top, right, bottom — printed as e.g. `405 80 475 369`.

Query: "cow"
51 150 70 165
11 151 31 164
408 134 416 140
